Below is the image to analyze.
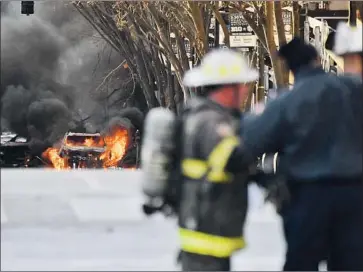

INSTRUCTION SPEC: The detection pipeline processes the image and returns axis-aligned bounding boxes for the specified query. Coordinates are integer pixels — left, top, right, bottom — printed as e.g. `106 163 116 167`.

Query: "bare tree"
228 1 290 88
73 1 237 112
292 1 301 37
75 1 294 111
74 2 165 111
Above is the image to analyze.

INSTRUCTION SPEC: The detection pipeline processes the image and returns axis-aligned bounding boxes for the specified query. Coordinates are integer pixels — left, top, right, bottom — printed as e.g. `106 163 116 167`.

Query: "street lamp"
21 1 34 16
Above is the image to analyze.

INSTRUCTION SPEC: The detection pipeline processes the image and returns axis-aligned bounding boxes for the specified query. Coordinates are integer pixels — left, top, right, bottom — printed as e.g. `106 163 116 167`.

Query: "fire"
100 127 129 168
43 147 68 170
42 126 130 170
66 137 105 148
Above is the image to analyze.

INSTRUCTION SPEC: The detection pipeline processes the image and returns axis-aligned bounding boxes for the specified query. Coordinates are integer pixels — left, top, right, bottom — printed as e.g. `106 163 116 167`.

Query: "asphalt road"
1 169 285 271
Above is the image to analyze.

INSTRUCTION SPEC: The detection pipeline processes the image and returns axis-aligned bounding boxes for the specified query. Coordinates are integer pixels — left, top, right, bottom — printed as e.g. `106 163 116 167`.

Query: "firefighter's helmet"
334 22 362 56
183 48 259 88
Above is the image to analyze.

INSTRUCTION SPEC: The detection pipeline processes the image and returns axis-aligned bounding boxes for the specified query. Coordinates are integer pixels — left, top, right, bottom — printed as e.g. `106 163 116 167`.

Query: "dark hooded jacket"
241 67 362 182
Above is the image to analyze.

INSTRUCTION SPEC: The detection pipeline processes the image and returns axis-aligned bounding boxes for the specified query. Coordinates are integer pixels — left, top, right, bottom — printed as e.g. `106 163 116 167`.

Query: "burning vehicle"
42 121 141 170
0 132 43 168
54 132 106 169
1 127 140 169
1 104 143 169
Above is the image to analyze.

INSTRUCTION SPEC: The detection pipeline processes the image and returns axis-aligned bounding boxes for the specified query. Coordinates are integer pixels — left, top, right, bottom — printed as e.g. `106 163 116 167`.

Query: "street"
1 170 285 271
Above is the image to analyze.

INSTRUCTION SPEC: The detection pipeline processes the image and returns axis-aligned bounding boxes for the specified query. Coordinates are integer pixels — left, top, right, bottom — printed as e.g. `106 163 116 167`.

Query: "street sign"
230 35 257 48
229 13 253 35
237 48 250 52
228 13 256 48
282 9 293 35
273 8 293 45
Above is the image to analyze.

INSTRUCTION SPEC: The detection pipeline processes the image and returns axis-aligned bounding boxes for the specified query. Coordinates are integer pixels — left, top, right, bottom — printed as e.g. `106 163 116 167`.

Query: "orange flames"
100 127 129 168
43 147 69 170
42 126 130 170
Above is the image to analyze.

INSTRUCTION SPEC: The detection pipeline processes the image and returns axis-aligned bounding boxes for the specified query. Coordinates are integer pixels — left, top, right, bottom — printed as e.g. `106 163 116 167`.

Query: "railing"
305 16 345 75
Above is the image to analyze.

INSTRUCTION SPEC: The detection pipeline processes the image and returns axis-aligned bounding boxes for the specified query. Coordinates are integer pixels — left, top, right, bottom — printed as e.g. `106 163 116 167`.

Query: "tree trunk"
167 71 176 113
134 50 160 109
349 1 357 26
273 2 289 86
150 46 168 106
188 2 208 56
211 4 230 47
175 33 191 72
264 2 285 89
274 2 287 47
173 75 184 115
292 2 301 37
244 50 258 112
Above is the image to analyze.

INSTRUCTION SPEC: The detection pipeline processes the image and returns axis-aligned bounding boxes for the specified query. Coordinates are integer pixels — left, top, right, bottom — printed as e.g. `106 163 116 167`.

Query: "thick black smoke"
103 108 145 135
1 1 127 151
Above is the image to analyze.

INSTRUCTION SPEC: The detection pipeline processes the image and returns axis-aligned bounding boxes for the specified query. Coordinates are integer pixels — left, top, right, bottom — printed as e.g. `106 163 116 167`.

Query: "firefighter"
234 37 363 271
173 48 259 271
334 22 362 77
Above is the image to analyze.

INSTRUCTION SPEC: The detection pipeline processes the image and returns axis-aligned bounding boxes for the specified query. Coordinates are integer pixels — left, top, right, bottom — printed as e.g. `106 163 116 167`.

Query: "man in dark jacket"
233 37 363 271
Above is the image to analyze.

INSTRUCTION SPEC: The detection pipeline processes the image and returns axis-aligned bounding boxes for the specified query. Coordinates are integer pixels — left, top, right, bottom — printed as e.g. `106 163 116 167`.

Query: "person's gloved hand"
264 176 290 214
142 198 177 217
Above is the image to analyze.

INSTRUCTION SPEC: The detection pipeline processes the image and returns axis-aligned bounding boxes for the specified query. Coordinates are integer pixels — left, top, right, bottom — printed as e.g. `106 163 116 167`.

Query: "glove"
142 198 176 217
264 176 290 215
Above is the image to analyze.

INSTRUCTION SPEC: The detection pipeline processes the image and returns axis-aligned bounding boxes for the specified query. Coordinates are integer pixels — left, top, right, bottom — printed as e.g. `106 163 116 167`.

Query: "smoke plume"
1 1 129 152
102 108 145 136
